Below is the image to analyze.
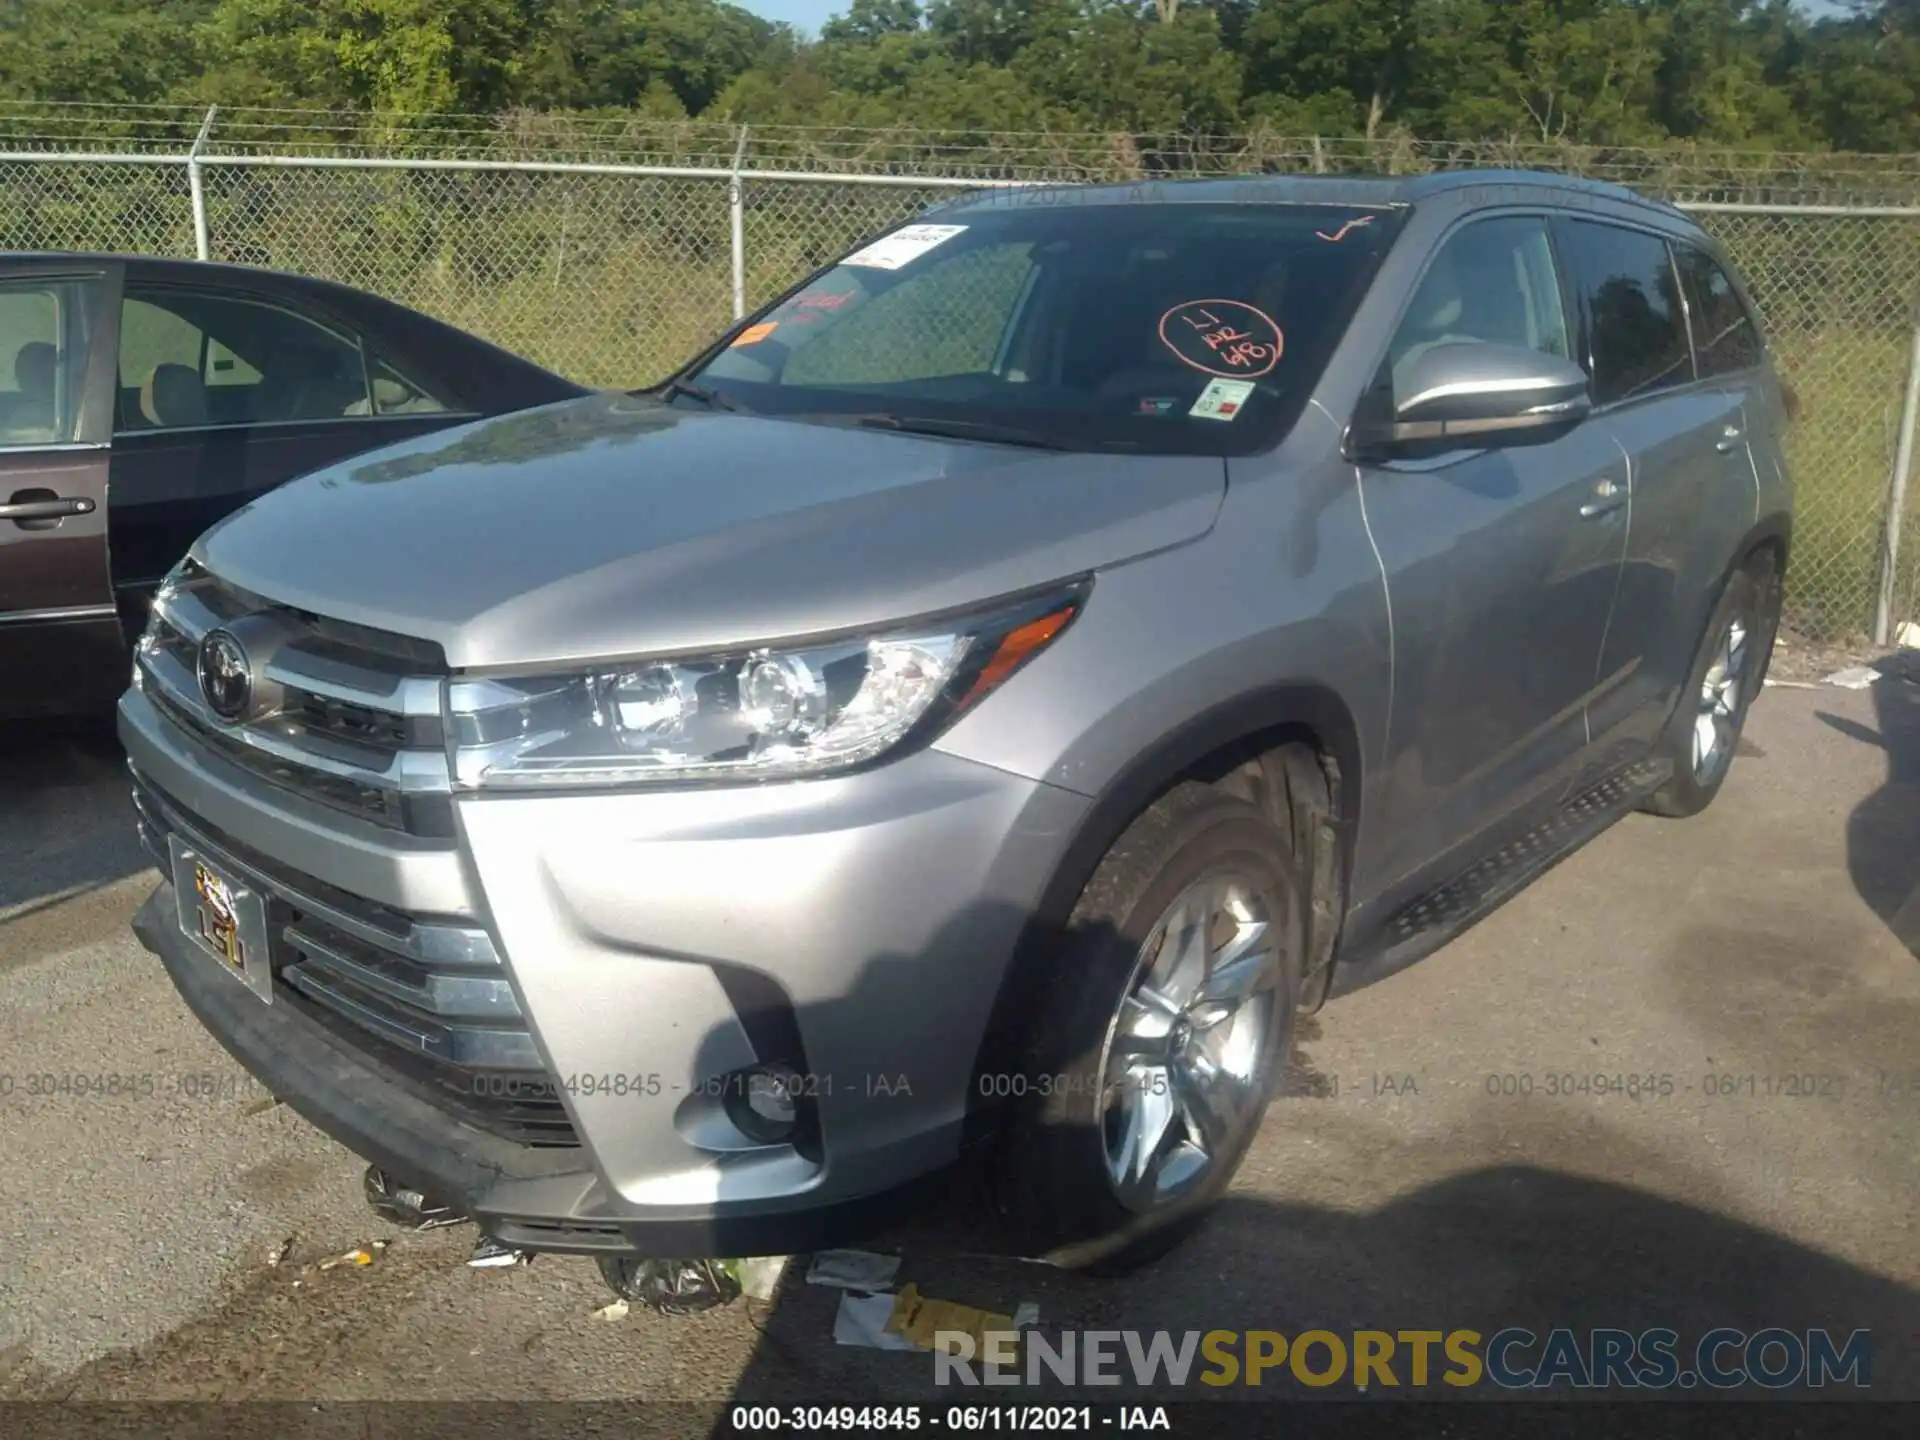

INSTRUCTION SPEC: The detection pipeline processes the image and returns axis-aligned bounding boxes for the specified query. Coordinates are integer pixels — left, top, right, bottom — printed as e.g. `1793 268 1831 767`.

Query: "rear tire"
991 783 1304 1274
1640 550 1780 819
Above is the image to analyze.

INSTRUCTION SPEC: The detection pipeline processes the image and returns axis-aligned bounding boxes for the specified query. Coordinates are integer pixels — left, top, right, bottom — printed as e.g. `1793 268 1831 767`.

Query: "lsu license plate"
169 836 273 1003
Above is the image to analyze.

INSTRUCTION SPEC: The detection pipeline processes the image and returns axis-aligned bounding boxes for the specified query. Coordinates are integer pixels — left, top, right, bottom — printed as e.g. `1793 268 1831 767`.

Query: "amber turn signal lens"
957 604 1079 710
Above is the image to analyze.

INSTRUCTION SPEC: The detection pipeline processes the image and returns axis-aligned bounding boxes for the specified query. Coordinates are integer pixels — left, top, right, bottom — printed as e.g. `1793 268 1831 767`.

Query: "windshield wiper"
849 413 1075 451
654 378 739 412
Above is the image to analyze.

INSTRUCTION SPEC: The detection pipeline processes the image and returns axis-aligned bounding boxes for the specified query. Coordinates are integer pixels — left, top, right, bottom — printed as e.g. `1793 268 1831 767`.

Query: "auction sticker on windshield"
842 224 968 271
1190 377 1257 421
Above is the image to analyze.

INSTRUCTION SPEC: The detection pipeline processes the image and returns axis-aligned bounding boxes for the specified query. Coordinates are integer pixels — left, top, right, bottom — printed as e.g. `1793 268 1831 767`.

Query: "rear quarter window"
1673 244 1764 378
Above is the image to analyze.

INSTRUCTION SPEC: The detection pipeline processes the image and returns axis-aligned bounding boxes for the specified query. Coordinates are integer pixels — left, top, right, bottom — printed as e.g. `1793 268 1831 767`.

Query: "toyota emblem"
197 628 253 721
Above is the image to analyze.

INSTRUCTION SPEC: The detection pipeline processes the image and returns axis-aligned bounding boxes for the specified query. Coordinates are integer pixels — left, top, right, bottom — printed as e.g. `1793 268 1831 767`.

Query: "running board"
1330 758 1672 998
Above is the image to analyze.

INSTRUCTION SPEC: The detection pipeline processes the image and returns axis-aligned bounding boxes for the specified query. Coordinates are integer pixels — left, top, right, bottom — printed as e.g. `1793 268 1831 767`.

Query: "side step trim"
1329 758 1672 998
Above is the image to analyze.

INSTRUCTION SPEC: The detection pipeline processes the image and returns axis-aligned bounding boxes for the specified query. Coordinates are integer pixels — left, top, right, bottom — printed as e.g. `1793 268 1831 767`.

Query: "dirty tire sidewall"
992 783 1305 1271
1641 552 1778 819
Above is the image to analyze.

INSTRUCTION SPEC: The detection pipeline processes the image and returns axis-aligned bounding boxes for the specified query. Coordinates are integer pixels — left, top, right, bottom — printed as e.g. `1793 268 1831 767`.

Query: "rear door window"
1673 245 1764 378
117 289 381 431
1558 220 1695 405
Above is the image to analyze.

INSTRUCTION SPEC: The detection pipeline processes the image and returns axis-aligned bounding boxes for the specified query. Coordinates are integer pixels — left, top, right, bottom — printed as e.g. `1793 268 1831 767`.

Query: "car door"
106 273 474 610
0 260 127 721
1555 220 1758 755
1355 213 1629 895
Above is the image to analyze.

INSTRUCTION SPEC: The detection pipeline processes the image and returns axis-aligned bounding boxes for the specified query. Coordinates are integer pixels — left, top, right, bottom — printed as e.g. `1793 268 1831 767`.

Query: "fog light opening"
723 1062 803 1145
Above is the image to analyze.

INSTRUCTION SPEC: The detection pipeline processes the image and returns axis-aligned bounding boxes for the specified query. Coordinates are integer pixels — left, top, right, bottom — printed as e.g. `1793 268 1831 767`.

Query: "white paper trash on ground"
834 1291 920 1351
1823 665 1880 690
806 1250 902 1290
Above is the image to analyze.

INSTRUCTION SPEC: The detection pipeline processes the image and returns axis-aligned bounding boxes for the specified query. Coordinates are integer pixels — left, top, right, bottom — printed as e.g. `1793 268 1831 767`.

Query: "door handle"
0 495 95 522
1715 424 1744 454
1579 478 1626 519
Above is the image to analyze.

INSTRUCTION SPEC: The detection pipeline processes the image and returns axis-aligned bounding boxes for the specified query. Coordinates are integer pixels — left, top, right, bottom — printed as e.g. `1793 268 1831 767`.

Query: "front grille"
136 559 451 836
299 692 411 749
133 773 578 1149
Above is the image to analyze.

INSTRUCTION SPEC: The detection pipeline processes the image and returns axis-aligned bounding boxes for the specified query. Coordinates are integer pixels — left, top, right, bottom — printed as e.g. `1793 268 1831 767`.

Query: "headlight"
445 584 1086 790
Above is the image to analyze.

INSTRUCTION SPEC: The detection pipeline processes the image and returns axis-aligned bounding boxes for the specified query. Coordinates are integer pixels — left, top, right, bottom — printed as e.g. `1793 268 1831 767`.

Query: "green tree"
191 0 535 112
0 0 215 103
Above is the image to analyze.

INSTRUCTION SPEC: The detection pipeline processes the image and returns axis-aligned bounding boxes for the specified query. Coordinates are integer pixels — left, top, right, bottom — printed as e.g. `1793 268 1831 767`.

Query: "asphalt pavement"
0 678 1915 1408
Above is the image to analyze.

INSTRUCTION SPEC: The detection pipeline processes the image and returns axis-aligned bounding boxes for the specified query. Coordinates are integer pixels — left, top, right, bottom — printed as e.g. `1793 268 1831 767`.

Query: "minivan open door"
0 259 125 720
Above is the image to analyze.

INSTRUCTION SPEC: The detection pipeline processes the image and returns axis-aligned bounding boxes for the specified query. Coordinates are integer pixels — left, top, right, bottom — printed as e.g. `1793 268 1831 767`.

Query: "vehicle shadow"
652 897 1919 1416
0 714 149 921
1817 654 1920 957
711 1165 1916 1410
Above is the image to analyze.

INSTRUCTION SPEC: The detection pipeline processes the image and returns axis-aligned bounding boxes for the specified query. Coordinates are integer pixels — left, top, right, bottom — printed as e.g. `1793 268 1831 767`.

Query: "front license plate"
169 836 273 1004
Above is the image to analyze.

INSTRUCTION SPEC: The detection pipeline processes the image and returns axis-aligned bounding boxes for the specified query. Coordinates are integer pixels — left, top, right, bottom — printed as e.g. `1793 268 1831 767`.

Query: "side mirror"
1349 342 1591 458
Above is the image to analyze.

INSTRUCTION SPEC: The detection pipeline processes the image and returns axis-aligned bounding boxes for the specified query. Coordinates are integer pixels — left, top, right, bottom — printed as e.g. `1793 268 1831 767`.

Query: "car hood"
195 393 1226 670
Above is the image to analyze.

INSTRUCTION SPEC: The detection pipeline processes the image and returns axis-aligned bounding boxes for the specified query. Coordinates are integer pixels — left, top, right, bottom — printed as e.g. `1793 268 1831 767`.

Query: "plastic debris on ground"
363 1164 469 1231
468 1234 532 1268
596 1257 739 1315
805 1250 901 1291
593 1298 631 1321
318 1240 387 1271
1896 621 1920 650
1823 665 1880 689
726 1255 789 1301
833 1291 920 1351
266 1237 294 1268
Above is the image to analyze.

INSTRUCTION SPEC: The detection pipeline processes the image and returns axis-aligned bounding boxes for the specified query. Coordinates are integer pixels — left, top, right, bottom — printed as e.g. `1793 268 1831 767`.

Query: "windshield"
686 199 1404 455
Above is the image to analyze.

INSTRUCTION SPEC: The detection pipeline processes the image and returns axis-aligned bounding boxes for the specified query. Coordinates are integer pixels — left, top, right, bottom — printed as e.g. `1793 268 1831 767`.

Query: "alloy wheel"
1097 872 1283 1212
1692 615 1750 781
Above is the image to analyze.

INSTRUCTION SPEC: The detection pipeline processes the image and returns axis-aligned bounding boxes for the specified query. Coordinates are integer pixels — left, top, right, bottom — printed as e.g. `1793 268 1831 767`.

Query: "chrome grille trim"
284 923 522 1020
140 563 451 836
278 964 543 1070
133 769 575 1144
135 777 490 965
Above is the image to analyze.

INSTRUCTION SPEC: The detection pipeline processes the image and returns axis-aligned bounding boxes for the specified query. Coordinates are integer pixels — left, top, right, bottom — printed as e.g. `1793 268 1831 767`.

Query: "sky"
731 0 1857 44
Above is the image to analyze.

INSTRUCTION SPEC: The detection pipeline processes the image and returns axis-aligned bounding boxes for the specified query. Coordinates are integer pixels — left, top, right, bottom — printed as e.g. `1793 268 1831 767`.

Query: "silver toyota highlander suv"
121 171 1792 1276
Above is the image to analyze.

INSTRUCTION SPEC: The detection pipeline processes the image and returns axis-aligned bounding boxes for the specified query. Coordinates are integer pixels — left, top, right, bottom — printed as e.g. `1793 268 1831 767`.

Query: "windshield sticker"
1316 214 1378 243
1159 300 1283 378
730 321 779 347
1137 396 1181 416
1189 377 1257 422
841 224 968 271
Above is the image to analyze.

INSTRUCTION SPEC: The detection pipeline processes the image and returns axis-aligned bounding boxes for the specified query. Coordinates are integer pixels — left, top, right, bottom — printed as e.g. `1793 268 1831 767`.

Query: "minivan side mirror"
1347 341 1592 459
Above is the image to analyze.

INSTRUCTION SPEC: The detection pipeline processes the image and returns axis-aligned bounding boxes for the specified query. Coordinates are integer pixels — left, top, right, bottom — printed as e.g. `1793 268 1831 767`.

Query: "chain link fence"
1 106 1917 646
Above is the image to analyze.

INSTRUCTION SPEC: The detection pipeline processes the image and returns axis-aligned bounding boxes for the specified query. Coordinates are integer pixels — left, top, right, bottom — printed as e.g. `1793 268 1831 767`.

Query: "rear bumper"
133 881 945 1257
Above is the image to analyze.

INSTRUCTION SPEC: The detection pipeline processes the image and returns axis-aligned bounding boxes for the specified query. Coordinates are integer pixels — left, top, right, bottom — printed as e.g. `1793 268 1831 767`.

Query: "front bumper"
122 686 1089 1253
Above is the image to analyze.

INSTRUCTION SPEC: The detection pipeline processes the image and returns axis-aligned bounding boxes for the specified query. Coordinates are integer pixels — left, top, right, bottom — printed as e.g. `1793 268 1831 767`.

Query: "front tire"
1640 550 1780 818
991 783 1304 1272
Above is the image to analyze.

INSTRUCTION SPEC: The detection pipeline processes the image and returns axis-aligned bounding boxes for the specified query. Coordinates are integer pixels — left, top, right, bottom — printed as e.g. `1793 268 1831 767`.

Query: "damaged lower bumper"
132 882 938 1258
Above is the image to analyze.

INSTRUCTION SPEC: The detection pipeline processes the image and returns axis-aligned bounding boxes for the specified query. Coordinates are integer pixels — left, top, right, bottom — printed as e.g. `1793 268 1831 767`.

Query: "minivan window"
0 280 90 447
688 202 1405 455
1673 244 1763 378
1559 220 1693 405
1382 215 1569 404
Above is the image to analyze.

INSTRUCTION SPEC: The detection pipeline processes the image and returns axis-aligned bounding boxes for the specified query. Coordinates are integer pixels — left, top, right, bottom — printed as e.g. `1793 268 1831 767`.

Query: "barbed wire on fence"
8 101 1920 202
0 110 1916 645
